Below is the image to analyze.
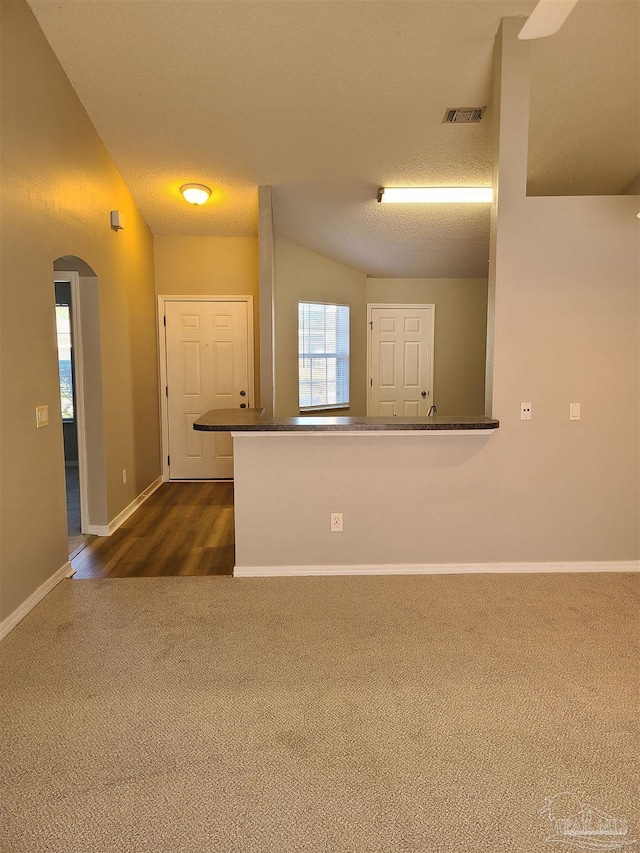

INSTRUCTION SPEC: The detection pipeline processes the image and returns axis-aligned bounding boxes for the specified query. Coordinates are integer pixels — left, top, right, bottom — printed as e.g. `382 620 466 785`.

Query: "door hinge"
165 386 168 398
369 321 373 329
163 315 166 326
167 455 170 466
370 378 373 387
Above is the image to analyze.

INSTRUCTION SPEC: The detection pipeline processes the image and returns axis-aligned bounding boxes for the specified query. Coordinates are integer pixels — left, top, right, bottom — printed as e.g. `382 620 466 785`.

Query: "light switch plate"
36 405 49 428
570 402 581 421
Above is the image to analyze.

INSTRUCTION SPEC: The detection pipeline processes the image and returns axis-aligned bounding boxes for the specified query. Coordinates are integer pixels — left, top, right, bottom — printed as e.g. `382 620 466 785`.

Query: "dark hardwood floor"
71 482 234 578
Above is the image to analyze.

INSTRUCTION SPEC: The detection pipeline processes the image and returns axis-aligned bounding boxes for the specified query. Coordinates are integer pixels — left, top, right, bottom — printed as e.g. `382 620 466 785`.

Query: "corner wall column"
258 185 276 416
485 18 532 416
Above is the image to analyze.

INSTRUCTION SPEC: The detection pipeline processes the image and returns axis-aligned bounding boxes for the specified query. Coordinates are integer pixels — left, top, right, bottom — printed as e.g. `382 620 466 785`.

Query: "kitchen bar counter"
193 408 499 575
193 408 499 433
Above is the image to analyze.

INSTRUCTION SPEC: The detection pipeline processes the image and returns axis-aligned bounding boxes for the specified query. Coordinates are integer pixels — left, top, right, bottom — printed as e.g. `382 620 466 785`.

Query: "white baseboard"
0 561 74 641
84 524 110 535
85 476 163 537
1 477 163 640
234 560 640 577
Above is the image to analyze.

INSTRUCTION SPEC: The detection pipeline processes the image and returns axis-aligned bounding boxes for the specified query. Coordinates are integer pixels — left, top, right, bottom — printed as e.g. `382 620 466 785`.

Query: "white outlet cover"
520 402 532 420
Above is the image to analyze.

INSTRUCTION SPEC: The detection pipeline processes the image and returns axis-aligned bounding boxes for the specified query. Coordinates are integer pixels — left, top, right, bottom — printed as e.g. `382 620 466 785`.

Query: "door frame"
157 295 255 482
366 303 435 416
55 271 90 532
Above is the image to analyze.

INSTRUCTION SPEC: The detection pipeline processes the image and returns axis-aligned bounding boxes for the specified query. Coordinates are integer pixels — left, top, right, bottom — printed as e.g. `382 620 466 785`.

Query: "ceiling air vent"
443 107 485 124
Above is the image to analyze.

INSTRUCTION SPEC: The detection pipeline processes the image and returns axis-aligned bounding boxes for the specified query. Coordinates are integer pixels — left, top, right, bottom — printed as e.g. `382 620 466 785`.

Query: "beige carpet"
1 573 638 853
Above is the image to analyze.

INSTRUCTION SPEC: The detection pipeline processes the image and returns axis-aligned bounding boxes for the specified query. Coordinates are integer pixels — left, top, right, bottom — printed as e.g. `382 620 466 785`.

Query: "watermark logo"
541 792 637 851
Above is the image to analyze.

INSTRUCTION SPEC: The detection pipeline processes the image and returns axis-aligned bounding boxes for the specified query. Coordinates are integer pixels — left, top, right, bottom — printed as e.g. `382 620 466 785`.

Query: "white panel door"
369 305 434 416
165 300 250 479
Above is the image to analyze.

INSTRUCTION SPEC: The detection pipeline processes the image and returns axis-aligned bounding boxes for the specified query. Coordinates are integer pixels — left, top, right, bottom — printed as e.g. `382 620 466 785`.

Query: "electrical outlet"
520 402 532 420
122 468 127 485
330 512 343 532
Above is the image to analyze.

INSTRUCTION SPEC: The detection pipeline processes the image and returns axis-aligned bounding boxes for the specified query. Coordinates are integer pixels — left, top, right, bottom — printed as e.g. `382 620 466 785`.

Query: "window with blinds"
298 301 350 411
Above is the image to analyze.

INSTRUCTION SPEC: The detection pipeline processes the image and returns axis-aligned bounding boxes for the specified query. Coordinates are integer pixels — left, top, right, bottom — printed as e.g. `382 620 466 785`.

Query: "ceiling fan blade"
518 0 580 40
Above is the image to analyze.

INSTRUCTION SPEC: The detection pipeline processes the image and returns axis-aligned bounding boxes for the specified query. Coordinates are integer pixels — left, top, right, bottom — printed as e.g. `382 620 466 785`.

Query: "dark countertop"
193 409 499 432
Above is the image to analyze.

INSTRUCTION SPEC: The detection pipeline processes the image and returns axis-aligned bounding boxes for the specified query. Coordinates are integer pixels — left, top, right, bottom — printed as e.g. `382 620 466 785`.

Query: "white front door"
368 304 434 416
165 300 250 479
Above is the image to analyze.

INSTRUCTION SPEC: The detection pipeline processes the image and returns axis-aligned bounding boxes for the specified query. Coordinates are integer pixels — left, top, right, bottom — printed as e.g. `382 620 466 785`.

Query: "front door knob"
240 390 246 397
240 403 247 409
421 391 427 398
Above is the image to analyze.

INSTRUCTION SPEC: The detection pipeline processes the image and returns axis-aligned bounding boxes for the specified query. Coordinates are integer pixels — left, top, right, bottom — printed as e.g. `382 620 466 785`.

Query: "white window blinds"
298 302 350 410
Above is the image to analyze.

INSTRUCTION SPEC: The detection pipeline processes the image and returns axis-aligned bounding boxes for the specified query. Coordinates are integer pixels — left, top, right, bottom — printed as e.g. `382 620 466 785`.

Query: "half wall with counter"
194 410 500 574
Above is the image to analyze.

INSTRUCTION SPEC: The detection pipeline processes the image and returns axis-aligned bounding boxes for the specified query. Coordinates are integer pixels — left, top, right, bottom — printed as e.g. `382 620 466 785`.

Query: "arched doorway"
53 256 108 554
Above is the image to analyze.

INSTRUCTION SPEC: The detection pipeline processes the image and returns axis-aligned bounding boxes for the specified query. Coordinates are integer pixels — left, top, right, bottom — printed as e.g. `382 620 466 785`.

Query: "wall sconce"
378 187 493 203
180 184 212 205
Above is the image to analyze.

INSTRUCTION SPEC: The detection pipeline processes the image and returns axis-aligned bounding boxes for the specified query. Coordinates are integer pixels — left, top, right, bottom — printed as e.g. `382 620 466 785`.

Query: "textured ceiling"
27 0 639 278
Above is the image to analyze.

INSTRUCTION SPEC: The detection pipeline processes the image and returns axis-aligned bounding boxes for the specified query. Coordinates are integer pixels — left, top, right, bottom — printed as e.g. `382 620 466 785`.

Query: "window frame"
298 300 350 413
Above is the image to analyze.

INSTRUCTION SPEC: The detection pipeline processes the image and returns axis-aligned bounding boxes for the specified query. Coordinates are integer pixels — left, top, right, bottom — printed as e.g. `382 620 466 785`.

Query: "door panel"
369 305 434 417
165 300 249 479
403 400 420 416
213 340 234 399
379 341 395 386
183 412 203 458
404 341 420 386
181 342 201 395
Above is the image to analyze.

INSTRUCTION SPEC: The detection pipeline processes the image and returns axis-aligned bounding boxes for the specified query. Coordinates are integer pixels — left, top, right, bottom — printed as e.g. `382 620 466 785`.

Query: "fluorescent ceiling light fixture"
518 0 579 40
378 187 493 203
180 183 212 205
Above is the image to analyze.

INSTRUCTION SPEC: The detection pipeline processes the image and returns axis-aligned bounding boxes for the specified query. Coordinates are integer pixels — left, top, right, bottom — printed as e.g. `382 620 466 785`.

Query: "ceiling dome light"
180 183 212 205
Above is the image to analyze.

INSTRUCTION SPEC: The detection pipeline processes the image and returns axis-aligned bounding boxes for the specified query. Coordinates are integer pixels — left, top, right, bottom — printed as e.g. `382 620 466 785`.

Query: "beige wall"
0 0 160 621
366 278 488 416
232 19 639 570
274 238 367 417
154 236 260 401
154 237 259 298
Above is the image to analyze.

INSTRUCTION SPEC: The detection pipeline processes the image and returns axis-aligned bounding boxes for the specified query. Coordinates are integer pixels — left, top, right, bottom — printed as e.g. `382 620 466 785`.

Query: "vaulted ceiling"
28 0 639 277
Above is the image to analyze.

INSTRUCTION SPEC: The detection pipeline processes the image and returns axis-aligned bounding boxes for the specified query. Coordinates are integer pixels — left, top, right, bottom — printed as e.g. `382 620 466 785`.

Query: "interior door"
165 300 250 479
369 305 434 416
